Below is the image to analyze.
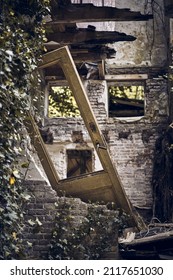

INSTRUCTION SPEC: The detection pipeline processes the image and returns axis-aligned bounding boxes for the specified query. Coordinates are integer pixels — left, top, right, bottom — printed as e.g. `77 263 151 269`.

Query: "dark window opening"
108 82 145 117
48 86 80 118
67 149 92 178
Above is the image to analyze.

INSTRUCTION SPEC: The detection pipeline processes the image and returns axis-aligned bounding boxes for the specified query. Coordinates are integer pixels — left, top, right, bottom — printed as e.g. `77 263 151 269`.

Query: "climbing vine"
0 0 50 259
49 86 80 118
48 199 128 260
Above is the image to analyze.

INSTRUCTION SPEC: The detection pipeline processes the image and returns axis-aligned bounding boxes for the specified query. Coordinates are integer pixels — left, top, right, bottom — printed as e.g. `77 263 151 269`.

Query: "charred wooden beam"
46 28 136 45
50 3 153 23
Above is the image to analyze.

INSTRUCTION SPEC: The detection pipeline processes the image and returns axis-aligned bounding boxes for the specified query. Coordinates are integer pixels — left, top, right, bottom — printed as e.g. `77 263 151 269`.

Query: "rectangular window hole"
108 82 145 118
48 86 80 118
67 149 92 178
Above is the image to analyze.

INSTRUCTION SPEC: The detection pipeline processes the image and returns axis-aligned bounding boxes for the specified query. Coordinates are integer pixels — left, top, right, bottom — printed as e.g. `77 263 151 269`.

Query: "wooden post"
24 112 61 189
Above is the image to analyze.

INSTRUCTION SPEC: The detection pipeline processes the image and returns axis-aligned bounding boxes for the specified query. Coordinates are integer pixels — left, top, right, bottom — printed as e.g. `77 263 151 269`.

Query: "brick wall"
43 73 168 214
22 181 120 260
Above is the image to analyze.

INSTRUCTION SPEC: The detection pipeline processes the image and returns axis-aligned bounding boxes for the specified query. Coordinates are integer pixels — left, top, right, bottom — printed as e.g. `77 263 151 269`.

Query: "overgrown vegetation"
48 199 128 260
152 127 173 222
49 86 80 117
0 0 50 259
109 85 144 100
152 62 173 222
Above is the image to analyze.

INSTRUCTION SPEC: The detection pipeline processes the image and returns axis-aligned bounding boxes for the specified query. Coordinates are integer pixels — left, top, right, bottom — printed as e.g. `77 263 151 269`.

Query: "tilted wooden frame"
25 46 145 229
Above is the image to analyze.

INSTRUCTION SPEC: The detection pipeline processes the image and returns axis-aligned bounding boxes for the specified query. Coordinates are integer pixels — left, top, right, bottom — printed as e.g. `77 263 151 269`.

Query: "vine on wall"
48 199 128 260
0 0 50 259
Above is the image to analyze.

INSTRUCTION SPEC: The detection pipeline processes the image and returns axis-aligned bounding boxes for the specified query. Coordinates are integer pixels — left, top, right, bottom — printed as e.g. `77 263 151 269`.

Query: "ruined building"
25 0 173 224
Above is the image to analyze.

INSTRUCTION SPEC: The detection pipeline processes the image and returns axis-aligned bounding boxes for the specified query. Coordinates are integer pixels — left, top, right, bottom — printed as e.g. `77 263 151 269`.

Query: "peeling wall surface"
27 0 170 215
74 0 168 68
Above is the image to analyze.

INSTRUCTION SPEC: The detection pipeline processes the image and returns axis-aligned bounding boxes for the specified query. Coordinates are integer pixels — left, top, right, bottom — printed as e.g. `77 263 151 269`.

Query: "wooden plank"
50 3 153 23
39 46 146 229
109 110 144 118
98 60 105 80
24 112 60 189
46 29 136 45
58 171 114 204
111 97 144 108
105 74 148 80
122 230 173 247
58 170 111 193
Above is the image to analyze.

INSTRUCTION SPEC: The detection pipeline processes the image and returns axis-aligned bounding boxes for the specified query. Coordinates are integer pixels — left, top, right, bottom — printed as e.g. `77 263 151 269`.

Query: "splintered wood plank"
50 3 153 23
46 29 136 45
39 46 146 229
24 112 60 188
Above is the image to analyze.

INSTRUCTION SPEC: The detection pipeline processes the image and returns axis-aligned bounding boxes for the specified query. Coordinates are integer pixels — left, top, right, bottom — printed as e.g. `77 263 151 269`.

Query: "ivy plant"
48 199 128 260
0 0 50 259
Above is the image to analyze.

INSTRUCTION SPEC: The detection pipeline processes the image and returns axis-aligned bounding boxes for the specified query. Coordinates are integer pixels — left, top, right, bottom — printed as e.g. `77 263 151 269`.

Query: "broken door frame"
26 46 145 229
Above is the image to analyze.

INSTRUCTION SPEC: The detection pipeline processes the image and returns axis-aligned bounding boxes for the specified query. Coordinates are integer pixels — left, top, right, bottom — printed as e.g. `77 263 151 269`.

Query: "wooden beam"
39 46 146 229
109 110 144 118
105 74 148 80
50 3 153 23
111 97 144 108
24 112 61 189
121 230 173 247
44 46 116 63
98 60 105 80
57 170 113 203
46 28 136 45
58 171 115 204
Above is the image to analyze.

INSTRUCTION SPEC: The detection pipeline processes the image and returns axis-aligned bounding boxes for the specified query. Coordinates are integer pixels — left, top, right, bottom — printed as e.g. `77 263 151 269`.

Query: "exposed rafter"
44 1 152 75
50 2 153 23
46 27 136 45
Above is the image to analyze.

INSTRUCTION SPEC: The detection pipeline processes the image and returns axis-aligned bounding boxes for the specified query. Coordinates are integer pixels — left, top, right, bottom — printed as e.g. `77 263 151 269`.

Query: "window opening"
48 86 80 118
108 82 145 117
67 149 92 178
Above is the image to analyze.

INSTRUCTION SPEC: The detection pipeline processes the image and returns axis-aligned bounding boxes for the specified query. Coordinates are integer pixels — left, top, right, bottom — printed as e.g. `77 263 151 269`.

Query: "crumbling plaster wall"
75 0 168 68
